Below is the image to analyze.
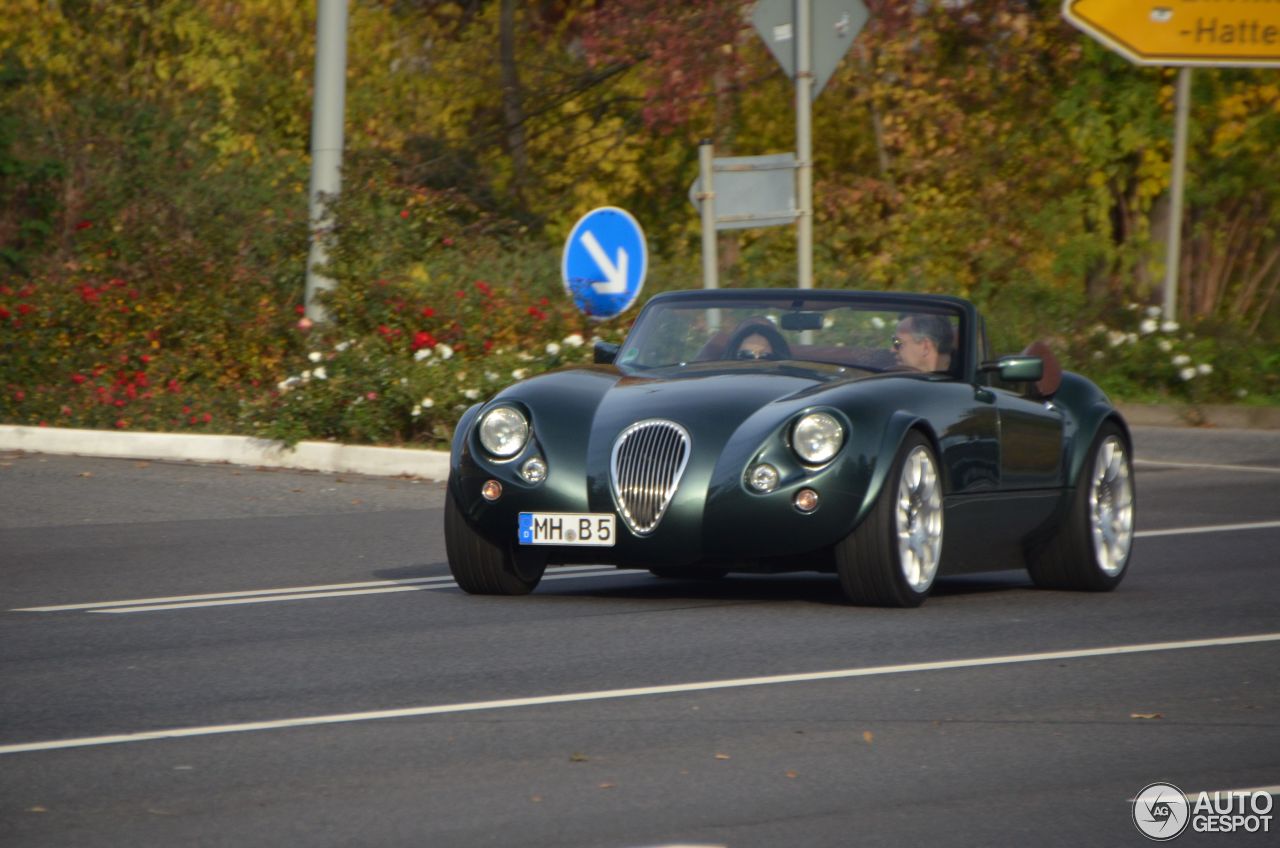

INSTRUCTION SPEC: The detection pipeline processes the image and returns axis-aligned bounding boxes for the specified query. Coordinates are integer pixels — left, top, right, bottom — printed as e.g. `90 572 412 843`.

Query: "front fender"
1054 372 1131 486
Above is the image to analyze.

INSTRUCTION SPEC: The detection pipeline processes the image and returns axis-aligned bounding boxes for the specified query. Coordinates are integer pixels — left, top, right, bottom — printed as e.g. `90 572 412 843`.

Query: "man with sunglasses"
893 313 953 373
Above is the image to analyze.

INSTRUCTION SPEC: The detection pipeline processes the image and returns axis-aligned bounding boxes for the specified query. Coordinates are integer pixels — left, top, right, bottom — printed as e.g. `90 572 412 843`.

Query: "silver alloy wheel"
1089 435 1134 576
896 445 943 592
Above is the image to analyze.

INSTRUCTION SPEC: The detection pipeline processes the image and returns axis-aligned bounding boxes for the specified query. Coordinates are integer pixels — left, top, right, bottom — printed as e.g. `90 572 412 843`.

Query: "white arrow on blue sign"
561 206 647 320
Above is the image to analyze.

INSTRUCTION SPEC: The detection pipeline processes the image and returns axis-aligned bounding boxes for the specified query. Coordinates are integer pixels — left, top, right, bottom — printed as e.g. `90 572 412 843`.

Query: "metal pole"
795 0 813 289
1164 67 1191 321
305 0 349 322
699 141 718 290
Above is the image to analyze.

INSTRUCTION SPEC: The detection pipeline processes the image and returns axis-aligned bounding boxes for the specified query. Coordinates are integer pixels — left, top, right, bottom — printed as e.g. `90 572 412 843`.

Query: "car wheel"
836 431 943 607
444 484 544 595
1027 422 1134 591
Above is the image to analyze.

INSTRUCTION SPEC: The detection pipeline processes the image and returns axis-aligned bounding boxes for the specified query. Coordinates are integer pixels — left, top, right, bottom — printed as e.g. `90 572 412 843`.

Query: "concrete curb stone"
0 425 450 480
2 404 1277 480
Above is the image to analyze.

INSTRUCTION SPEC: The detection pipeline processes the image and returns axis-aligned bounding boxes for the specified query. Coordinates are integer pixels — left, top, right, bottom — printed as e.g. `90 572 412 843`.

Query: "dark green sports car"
445 289 1135 607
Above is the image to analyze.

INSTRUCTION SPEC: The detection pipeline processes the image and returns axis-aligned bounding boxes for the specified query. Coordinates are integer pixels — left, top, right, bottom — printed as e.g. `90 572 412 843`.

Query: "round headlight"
791 412 844 465
478 406 529 458
748 463 780 493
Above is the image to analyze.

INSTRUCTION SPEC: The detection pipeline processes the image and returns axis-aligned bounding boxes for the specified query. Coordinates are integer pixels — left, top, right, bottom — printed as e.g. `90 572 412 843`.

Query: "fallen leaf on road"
27 806 47 813
78 471 93 478
598 782 615 790
1130 713 1164 720
135 461 150 468
785 770 798 779
530 795 543 803
714 753 731 760
863 731 874 745
569 753 588 762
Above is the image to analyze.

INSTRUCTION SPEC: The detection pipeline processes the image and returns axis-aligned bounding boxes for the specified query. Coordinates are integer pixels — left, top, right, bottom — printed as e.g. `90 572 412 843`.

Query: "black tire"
444 484 544 595
836 431 944 607
1027 421 1134 591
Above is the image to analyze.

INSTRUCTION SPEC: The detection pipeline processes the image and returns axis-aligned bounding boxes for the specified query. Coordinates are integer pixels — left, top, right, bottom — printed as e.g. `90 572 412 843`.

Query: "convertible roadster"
445 289 1135 607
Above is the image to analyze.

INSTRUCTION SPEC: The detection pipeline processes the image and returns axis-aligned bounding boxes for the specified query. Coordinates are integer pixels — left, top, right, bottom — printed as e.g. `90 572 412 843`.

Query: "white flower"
1160 320 1179 333
1125 332 1138 344
399 377 408 385
414 348 432 362
1179 367 1197 381
312 366 327 380
1107 331 1126 348
517 352 533 362
1157 339 1172 352
1126 303 1141 311
512 368 529 380
1145 305 1162 318
1172 354 1191 366
545 342 561 356
1236 388 1248 398
870 316 886 329
437 344 454 360
335 340 352 353
277 376 302 392
464 388 480 400
563 333 584 348
420 397 434 409
300 369 312 383
1139 318 1157 334
1090 323 1107 336
411 407 421 418
308 351 323 363
1196 363 1213 375
485 371 500 382
1092 350 1104 360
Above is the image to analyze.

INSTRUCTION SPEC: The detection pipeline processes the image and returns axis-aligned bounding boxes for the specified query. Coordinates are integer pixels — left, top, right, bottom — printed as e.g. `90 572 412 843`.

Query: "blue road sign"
561 206 647 319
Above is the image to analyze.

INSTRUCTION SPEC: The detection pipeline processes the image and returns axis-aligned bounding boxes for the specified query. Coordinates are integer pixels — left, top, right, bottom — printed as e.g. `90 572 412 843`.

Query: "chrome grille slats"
610 419 691 536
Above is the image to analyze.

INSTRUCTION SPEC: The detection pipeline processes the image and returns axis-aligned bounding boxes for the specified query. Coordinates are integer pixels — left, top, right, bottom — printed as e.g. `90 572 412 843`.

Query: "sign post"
751 0 867 289
1062 0 1280 319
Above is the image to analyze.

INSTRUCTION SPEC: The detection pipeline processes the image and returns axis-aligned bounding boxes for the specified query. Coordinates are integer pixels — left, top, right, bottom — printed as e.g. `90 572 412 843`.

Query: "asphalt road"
1 426 1277 847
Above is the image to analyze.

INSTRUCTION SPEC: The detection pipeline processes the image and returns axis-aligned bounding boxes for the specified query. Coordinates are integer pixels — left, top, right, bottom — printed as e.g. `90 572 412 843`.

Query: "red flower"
400 209 410 219
411 330 437 351
421 306 435 318
114 399 125 407
140 354 151 364
202 412 212 423
17 303 33 315
115 419 128 429
366 391 378 401
474 280 492 296
183 405 192 414
441 236 454 247
166 379 181 394
294 304 306 315
455 290 466 299
189 415 199 425
483 339 494 351
0 307 10 320
13 390 25 402
76 219 93 231
71 373 87 384
539 297 549 307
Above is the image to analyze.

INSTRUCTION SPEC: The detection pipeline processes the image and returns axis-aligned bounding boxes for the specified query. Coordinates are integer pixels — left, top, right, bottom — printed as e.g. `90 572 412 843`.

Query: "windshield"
616 297 962 375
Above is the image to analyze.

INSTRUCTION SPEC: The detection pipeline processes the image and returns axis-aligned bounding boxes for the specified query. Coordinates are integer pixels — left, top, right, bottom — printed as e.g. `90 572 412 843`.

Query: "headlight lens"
478 406 529 458
791 412 844 465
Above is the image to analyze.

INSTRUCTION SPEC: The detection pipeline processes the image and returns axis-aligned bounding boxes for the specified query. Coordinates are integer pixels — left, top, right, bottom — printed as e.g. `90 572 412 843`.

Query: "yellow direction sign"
1063 0 1280 67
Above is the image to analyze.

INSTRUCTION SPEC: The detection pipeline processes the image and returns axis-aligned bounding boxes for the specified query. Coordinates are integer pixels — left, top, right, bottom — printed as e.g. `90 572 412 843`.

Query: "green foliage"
2 0 1278 447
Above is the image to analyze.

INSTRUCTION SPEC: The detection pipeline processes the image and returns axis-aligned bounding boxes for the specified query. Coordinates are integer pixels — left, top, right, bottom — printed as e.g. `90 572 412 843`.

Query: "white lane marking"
1135 459 1280 475
12 565 627 613
1136 520 1280 539
1127 785 1280 802
87 569 631 614
12 519 1280 615
2 632 1276 755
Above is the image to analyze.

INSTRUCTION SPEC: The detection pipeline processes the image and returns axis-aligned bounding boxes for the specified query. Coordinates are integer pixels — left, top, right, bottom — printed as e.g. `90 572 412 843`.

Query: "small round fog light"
520 456 547 484
793 488 820 513
480 479 503 501
748 463 780 493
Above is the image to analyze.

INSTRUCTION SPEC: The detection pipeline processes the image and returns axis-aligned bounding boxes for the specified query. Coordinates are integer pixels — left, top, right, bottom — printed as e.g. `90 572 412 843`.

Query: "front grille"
610 419 691 536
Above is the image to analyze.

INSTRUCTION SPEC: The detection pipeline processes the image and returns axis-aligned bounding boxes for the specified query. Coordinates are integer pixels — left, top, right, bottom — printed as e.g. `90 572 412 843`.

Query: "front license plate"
518 512 616 546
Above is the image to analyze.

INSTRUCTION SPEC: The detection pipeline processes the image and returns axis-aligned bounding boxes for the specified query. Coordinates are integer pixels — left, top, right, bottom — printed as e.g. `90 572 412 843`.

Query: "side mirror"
593 341 620 365
980 355 1044 383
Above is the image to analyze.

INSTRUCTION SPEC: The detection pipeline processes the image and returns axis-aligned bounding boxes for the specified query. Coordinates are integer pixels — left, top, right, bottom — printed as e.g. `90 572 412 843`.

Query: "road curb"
0 425 450 480
1116 403 1280 430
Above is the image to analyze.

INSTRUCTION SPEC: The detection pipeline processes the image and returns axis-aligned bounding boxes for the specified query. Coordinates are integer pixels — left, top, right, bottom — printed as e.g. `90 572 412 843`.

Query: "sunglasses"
736 348 773 360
